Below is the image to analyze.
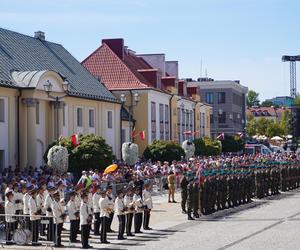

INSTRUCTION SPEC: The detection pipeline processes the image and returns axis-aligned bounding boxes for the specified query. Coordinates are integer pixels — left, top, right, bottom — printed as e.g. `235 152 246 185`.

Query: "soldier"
80 193 93 249
124 188 135 236
36 185 46 237
92 185 101 236
67 191 80 243
52 192 66 247
180 173 189 214
193 177 200 218
44 186 56 241
28 188 41 246
187 178 195 220
5 191 16 245
143 183 153 230
99 189 111 244
133 187 144 233
201 174 208 214
106 186 115 232
23 185 33 230
114 190 126 240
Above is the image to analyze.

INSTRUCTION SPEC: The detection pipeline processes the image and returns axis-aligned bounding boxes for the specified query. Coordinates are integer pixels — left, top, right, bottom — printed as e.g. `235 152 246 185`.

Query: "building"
247 106 290 122
187 79 248 138
0 28 121 171
82 39 211 153
265 96 294 107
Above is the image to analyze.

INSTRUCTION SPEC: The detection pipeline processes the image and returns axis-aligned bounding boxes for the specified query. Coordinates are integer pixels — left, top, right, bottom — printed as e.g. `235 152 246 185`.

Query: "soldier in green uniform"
180 173 189 214
187 178 195 220
193 178 200 218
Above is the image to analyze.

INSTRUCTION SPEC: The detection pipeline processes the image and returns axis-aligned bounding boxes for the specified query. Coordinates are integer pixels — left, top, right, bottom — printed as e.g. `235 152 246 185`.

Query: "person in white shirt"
28 188 41 246
92 186 101 236
99 189 110 244
23 185 33 230
133 187 144 234
143 183 153 230
51 192 65 247
114 190 126 240
12 183 23 215
5 191 16 245
80 193 93 249
67 191 80 243
106 186 115 232
44 186 56 241
124 188 135 237
36 185 46 236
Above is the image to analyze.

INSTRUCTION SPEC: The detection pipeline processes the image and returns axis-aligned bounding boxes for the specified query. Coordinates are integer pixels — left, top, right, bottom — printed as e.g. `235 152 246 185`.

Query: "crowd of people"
1 152 300 248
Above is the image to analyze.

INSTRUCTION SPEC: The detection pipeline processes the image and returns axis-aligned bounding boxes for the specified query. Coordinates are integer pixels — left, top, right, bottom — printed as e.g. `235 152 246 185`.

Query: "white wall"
36 100 46 167
0 96 8 170
104 109 115 153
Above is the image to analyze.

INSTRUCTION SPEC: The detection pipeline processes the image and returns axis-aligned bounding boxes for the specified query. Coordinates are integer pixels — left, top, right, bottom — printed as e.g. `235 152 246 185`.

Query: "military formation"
181 161 300 220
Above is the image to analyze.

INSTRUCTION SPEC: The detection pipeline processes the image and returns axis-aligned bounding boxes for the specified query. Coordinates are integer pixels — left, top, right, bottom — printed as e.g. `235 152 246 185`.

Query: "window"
121 129 126 144
63 105 66 126
205 92 214 104
151 102 156 140
218 92 226 104
36 102 39 124
159 104 164 140
107 111 113 129
218 111 226 124
89 109 95 128
77 107 83 127
165 105 169 140
181 108 185 140
210 114 214 124
190 111 193 133
0 99 4 122
177 107 181 140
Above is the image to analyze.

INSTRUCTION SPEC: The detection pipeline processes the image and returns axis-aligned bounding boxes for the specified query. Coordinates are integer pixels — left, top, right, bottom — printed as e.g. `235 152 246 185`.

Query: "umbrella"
271 136 283 141
104 164 118 174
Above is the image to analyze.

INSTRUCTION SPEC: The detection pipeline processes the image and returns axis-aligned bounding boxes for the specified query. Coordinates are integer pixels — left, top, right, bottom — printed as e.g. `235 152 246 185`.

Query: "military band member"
44 186 56 241
106 186 115 232
28 188 41 246
92 186 101 236
13 183 23 215
142 183 153 230
80 193 93 249
133 187 144 233
5 191 16 245
36 185 46 236
99 189 111 244
23 185 33 229
124 188 135 236
52 192 66 247
67 191 80 243
114 190 126 240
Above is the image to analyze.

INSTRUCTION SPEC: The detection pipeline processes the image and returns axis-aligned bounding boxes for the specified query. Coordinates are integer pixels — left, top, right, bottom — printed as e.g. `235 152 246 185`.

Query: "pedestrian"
167 171 176 203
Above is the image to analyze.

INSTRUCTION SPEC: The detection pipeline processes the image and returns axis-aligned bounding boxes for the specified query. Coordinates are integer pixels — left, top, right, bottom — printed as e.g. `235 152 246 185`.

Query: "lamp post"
120 92 140 144
43 80 70 140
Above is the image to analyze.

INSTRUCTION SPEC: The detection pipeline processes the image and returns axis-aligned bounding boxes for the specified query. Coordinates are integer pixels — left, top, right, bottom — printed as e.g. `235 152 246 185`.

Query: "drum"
13 228 32 245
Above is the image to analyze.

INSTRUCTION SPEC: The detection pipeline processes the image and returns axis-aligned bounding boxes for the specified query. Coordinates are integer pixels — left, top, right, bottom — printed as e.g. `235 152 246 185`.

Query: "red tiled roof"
82 43 150 90
247 107 290 118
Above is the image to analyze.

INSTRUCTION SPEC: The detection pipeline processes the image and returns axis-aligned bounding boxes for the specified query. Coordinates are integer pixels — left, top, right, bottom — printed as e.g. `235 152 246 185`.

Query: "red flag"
71 134 79 147
183 130 192 135
131 127 136 139
216 133 224 140
140 131 145 141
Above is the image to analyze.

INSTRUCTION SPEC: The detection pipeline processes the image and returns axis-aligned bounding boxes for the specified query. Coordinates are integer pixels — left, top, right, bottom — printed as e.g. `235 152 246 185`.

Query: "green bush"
194 137 221 156
44 134 115 174
143 140 185 162
221 135 244 153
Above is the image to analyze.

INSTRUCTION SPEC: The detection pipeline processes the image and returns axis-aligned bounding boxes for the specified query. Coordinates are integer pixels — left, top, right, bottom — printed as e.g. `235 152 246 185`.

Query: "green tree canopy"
193 137 221 156
261 100 273 107
247 90 260 107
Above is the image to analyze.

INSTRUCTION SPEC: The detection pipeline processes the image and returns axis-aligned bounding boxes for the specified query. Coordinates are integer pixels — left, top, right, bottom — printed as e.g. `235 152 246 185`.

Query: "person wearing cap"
142 183 153 230
92 186 101 236
124 187 135 236
23 185 33 229
5 191 16 245
28 188 41 246
44 186 56 241
114 190 126 240
51 192 65 247
133 187 144 234
67 191 80 243
80 193 93 249
99 189 110 244
36 185 46 236
180 173 189 214
106 185 115 233
12 183 23 215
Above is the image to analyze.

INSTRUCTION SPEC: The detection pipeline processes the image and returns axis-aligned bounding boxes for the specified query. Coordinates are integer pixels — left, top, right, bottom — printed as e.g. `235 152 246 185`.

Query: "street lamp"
120 92 140 144
44 80 70 139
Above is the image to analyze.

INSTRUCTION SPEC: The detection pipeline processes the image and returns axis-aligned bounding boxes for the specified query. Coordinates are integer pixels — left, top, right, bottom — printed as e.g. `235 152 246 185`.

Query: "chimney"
102 38 124 60
34 31 45 41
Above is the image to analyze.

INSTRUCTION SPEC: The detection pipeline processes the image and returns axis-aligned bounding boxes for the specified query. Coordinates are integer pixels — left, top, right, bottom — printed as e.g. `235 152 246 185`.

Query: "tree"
44 134 115 175
193 137 221 156
221 135 244 153
247 90 260 107
261 100 273 107
265 122 284 138
294 94 300 105
143 140 185 162
280 110 292 135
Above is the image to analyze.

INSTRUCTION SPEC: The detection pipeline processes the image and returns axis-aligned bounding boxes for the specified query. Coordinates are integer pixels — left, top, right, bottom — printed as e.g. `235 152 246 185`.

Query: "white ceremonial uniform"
28 197 39 221
80 201 92 226
74 194 81 211
124 195 135 214
14 191 23 211
36 193 45 214
99 196 110 218
5 200 16 223
52 200 64 224
133 194 144 213
107 194 115 212
23 193 31 215
92 193 101 213
142 190 153 209
44 194 54 217
114 197 125 215
67 199 79 221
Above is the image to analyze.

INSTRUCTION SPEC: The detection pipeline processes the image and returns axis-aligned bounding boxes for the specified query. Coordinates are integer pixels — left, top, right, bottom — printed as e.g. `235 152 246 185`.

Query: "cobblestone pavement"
2 189 300 250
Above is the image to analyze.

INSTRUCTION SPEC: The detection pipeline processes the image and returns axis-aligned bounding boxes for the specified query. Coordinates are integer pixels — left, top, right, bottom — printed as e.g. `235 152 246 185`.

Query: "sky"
1 0 299 100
